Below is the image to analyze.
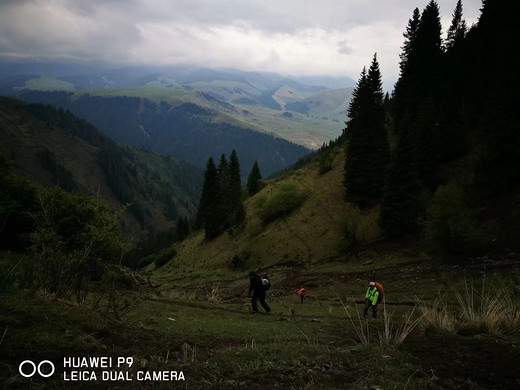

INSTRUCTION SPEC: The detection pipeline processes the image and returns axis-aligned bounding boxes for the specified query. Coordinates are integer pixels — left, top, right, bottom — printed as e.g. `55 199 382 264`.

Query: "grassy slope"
166 147 377 275
1 143 519 389
15 76 76 92
2 257 518 389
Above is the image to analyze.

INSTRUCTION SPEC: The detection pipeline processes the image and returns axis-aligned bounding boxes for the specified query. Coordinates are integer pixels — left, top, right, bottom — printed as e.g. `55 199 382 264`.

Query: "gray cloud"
337 39 353 55
0 0 483 87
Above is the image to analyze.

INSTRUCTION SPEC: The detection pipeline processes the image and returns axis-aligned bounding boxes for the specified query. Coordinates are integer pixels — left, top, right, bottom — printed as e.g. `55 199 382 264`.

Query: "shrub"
259 183 306 225
154 246 177 268
23 187 126 302
340 205 380 259
250 193 268 210
229 251 251 270
318 150 334 174
138 254 156 269
424 182 479 255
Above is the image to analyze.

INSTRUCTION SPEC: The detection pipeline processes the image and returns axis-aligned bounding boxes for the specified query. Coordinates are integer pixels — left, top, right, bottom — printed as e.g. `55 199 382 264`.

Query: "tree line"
343 0 519 251
197 150 262 239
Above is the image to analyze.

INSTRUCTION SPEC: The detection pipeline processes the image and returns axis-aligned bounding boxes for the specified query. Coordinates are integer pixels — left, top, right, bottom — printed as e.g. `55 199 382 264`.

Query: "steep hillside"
169 146 378 272
0 97 201 236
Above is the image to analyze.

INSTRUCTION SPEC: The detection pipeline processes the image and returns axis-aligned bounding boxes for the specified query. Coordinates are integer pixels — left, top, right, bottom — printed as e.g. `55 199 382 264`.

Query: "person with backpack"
298 288 306 303
363 281 381 319
248 271 271 314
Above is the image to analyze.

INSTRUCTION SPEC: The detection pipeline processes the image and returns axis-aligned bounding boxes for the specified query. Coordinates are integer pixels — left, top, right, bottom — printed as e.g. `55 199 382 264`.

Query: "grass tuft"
420 277 520 335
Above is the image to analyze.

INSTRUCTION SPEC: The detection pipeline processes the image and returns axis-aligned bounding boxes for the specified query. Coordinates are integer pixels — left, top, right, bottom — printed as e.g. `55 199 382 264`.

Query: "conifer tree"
247 161 262 196
197 157 221 239
446 0 467 50
393 2 443 132
379 126 423 237
399 7 421 76
217 153 231 228
343 54 389 206
228 150 245 225
217 154 229 191
393 8 420 127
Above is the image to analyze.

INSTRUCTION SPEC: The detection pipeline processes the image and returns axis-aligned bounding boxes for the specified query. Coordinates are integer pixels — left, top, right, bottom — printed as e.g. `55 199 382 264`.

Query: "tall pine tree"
393 1 443 133
446 0 467 50
247 161 262 196
217 153 231 229
392 7 420 128
228 150 245 225
343 54 389 206
197 157 221 239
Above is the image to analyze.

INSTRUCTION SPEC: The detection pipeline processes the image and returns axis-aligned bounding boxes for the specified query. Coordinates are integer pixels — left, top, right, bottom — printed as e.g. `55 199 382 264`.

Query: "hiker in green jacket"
363 281 379 319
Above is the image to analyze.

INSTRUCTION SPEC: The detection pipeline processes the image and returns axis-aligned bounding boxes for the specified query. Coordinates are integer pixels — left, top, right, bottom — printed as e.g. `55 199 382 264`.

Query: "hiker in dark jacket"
248 271 270 314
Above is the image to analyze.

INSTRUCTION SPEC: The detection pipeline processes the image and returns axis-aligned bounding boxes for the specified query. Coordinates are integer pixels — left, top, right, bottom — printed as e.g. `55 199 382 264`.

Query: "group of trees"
343 0 520 247
197 151 263 239
197 150 245 239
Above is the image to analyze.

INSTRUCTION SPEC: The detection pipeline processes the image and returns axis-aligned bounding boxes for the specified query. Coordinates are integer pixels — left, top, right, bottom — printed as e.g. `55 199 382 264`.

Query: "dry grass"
420 296 457 332
335 291 420 347
379 301 423 346
420 278 520 335
335 289 371 347
455 278 520 335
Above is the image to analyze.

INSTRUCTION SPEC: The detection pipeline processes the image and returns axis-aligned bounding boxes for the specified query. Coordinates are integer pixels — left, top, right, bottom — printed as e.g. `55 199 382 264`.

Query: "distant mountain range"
0 61 355 91
0 61 354 176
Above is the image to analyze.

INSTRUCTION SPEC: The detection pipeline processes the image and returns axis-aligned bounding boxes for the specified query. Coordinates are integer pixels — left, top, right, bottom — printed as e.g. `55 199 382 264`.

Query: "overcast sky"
0 0 482 88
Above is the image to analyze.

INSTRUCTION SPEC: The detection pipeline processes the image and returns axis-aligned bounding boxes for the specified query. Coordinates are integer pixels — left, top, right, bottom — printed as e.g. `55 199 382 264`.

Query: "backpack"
374 282 384 304
261 274 271 290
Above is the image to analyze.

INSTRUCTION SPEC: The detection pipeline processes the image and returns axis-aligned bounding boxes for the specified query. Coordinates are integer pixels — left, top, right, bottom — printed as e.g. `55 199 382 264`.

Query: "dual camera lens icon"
19 360 55 378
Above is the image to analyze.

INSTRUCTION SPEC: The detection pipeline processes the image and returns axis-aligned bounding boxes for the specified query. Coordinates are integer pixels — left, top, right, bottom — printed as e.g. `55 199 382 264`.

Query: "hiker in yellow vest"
363 281 379 319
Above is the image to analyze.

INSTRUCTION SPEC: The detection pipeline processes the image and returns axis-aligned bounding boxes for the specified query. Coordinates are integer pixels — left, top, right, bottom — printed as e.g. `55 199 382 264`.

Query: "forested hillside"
0 97 202 240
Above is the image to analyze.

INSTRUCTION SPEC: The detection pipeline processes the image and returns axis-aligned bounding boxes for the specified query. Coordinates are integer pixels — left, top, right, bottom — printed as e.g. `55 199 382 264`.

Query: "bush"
229 251 251 270
318 150 334 174
424 182 479 255
340 205 380 259
259 183 306 225
154 246 177 268
138 254 156 269
18 186 127 302
250 193 268 210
